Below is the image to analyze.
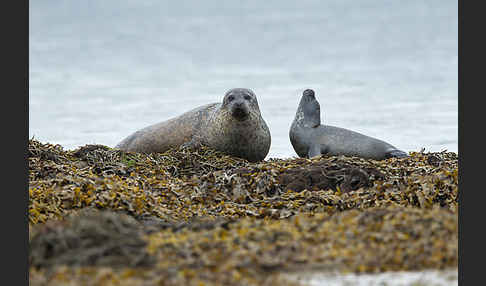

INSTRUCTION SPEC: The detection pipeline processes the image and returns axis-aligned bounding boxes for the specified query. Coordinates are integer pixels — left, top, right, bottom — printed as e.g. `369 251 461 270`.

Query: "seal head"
295 89 321 128
202 88 271 162
222 88 259 122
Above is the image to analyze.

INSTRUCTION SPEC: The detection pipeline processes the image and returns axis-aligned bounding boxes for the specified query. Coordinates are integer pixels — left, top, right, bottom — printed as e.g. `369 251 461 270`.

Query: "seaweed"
28 139 458 285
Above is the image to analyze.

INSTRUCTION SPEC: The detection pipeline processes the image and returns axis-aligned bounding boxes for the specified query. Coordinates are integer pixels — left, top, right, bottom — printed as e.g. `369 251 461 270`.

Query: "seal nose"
232 101 249 120
303 89 315 98
234 102 245 113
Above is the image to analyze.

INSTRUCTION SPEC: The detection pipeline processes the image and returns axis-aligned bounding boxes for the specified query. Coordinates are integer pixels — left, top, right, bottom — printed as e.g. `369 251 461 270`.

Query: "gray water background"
29 0 458 159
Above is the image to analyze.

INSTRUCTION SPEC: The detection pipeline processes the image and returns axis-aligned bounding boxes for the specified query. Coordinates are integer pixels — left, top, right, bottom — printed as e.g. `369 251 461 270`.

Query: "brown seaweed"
28 139 458 286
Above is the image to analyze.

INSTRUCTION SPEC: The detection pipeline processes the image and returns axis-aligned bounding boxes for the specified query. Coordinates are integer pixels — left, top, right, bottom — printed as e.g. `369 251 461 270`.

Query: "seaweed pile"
28 139 458 285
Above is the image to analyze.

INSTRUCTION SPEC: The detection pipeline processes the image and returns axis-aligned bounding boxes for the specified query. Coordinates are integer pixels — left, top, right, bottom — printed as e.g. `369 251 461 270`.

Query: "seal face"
289 89 408 160
199 88 271 162
116 88 271 162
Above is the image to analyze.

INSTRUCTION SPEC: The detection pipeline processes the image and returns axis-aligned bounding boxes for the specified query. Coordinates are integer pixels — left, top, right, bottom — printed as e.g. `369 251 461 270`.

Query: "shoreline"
28 135 458 161
287 269 458 286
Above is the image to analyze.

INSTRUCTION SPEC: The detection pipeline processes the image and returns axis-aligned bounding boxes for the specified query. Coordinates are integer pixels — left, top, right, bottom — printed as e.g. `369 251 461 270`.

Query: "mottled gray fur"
116 88 271 162
289 89 408 160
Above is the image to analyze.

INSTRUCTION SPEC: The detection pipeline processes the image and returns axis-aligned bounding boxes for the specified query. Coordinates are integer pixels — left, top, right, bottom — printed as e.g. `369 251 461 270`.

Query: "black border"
458 0 477 285
4 0 29 284
457 0 463 282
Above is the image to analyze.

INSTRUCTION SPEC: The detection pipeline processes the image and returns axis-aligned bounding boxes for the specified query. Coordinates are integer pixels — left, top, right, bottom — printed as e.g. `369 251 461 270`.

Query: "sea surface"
29 0 457 159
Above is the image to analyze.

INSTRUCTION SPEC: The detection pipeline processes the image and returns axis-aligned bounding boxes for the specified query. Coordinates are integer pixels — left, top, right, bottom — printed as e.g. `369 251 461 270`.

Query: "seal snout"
231 101 250 121
303 89 315 99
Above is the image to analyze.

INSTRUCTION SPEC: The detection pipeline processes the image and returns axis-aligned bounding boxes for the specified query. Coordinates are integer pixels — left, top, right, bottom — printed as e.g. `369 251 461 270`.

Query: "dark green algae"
28 139 458 286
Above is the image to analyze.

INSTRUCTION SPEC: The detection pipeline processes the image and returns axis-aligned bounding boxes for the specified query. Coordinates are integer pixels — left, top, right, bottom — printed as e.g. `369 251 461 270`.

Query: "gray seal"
289 89 408 160
116 88 271 162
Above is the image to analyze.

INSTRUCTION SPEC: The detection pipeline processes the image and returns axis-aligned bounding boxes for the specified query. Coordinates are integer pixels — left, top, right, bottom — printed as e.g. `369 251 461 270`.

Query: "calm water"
29 0 457 159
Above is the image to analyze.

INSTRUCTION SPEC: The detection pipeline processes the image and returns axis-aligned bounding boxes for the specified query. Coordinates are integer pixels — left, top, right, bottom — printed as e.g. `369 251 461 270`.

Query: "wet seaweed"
28 139 458 285
30 209 155 268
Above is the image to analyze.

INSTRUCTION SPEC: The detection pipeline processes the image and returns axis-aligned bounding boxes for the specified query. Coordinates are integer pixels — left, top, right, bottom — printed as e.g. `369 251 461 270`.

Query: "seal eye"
244 95 251 101
227 95 234 102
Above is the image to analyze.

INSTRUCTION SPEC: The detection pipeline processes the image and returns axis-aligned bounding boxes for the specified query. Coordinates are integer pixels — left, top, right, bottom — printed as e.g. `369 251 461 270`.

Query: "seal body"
289 89 408 160
116 88 271 162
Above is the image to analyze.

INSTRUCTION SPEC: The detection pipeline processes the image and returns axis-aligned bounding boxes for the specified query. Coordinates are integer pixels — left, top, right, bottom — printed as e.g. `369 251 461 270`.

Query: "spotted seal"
116 88 271 162
289 89 408 160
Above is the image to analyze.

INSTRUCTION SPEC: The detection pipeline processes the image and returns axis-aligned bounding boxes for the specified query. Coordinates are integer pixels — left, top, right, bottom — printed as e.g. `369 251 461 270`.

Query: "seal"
289 89 408 160
116 88 271 162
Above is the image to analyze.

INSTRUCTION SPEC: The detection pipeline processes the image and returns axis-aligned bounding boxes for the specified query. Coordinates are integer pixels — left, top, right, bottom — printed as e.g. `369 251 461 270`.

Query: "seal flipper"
181 134 205 150
386 149 409 159
307 144 323 158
